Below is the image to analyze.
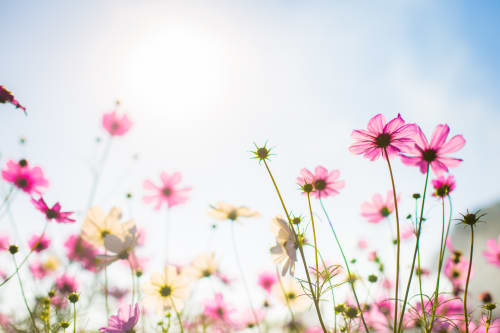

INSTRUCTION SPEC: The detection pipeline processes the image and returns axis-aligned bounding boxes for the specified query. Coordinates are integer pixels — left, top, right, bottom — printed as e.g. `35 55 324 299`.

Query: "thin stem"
464 225 474 333
414 197 428 329
230 223 262 333
307 192 320 298
129 259 136 305
104 252 110 317
276 266 296 323
13 255 39 332
73 302 77 333
383 148 401 333
397 164 430 333
170 298 184 333
319 199 370 333
261 160 328 333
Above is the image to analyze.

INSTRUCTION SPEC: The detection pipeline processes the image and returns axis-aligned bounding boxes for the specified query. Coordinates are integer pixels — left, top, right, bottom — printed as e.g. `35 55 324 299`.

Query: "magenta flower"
203 293 235 324
400 124 465 175
64 235 99 272
297 166 345 199
1 159 48 195
32 197 75 223
0 85 26 114
360 190 400 223
99 303 140 333
349 114 417 161
28 234 51 253
444 256 473 288
483 235 500 268
143 172 191 210
432 174 456 198
29 260 49 279
257 271 277 293
0 235 9 251
102 111 133 137
55 274 78 294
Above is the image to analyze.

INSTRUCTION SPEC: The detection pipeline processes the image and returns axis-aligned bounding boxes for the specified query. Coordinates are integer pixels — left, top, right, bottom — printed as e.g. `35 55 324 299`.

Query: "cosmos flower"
360 190 400 223
64 234 99 271
97 224 138 265
142 265 191 313
82 206 133 248
349 114 417 161
444 255 473 288
257 271 277 293
102 110 133 137
270 216 298 276
208 202 260 222
1 159 49 195
272 276 310 312
297 166 345 199
203 293 235 325
401 124 465 175
432 174 456 198
483 235 500 268
29 259 49 279
236 309 265 330
99 303 140 333
143 172 191 210
0 235 9 251
28 234 51 252
32 197 75 223
108 286 129 302
55 274 78 294
124 253 148 274
186 252 219 279
0 85 26 114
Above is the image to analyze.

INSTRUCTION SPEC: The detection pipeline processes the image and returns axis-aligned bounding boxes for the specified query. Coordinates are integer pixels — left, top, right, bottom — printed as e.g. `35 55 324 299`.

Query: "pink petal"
314 166 328 179
430 124 450 150
367 114 386 134
439 135 466 154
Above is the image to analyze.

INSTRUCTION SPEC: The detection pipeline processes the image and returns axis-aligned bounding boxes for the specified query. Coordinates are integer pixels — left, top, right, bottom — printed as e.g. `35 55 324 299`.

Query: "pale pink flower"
358 239 368 249
306 328 324 333
400 225 415 240
0 85 26 114
257 271 277 293
444 256 473 288
55 274 78 294
28 234 51 253
432 174 456 198
99 303 140 333
1 159 48 195
349 114 417 161
401 124 465 175
32 197 75 223
108 287 129 302
360 190 400 223
203 293 235 324
29 259 49 279
236 309 265 330
483 235 500 267
297 166 345 199
382 278 393 290
368 251 378 262
0 235 9 251
124 253 148 273
143 172 191 210
102 111 133 137
64 234 99 272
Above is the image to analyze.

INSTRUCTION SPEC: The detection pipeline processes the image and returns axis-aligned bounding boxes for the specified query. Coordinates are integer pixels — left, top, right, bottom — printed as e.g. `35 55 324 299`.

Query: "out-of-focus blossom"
203 293 235 325
297 166 345 199
102 110 133 137
32 197 75 223
29 259 49 279
309 261 342 282
401 124 465 175
444 254 473 288
187 252 219 279
0 312 13 332
82 206 133 247
483 235 500 268
236 308 265 330
124 253 148 273
99 303 140 333
97 224 138 265
432 174 456 198
55 274 78 294
215 272 232 285
208 202 259 222
349 114 417 161
270 216 297 276
400 225 415 240
64 234 99 271
108 286 129 302
360 191 399 223
257 271 277 293
143 172 191 210
136 227 146 246
28 233 51 252
306 327 324 333
142 265 191 313
1 159 48 195
358 239 368 249
0 85 26 114
272 276 310 312
0 235 9 251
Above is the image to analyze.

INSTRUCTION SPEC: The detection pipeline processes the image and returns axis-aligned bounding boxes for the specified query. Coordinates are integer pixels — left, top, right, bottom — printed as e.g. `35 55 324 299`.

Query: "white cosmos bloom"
96 224 138 265
272 276 311 312
208 202 260 222
270 216 298 276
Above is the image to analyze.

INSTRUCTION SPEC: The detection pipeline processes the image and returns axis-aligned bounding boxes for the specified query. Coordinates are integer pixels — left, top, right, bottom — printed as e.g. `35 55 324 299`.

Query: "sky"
1 0 500 324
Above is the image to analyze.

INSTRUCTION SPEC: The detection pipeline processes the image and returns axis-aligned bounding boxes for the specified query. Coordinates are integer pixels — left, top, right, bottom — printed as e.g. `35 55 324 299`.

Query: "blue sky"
1 0 500 324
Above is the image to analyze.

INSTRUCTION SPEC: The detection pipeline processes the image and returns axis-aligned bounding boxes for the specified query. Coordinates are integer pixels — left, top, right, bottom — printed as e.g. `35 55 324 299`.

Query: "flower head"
28 234 51 252
257 271 277 293
360 190 400 223
401 124 465 175
1 159 48 195
203 293 235 325
444 256 473 288
102 110 133 137
82 206 133 248
55 274 78 294
483 235 500 268
99 303 140 333
208 202 259 222
349 114 417 161
0 85 26 114
432 174 456 198
97 224 138 266
270 216 298 276
250 143 274 163
64 234 99 271
143 172 191 210
297 166 345 199
272 276 310 312
458 209 486 227
187 252 219 279
32 197 75 223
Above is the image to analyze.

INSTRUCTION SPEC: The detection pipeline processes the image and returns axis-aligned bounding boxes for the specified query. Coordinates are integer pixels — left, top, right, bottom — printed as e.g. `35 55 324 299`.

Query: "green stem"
73 302 77 333
307 192 320 298
464 225 474 333
276 266 296 323
13 255 39 332
170 298 184 333
415 197 428 330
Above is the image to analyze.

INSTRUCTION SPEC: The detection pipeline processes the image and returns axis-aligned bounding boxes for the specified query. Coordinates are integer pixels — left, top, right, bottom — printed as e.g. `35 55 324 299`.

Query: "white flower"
272 276 311 312
208 202 260 222
96 224 138 265
270 216 297 276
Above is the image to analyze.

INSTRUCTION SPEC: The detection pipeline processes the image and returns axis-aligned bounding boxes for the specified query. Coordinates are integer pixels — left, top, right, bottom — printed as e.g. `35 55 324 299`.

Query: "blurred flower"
257 271 277 293
400 225 415 240
270 216 297 276
357 239 368 249
97 224 138 265
236 308 265 330
108 286 129 302
0 85 26 113
142 265 191 313
64 234 99 271
125 253 148 273
401 124 465 175
29 259 49 279
82 206 133 247
483 235 500 267
360 190 399 223
102 110 133 137
143 172 191 210
28 234 51 252
32 197 75 223
432 174 456 198
272 276 310 312
297 166 345 199
55 274 78 294
444 255 473 288
187 252 219 279
99 303 140 333
0 235 9 251
208 202 259 222
1 159 48 195
203 293 235 324
349 114 417 161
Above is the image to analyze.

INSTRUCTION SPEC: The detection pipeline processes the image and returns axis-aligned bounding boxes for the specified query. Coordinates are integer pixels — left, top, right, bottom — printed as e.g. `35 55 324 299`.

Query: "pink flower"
143 172 191 210
236 309 265 330
1 159 49 195
203 293 235 324
51 295 68 309
108 287 129 302
257 272 277 293
358 239 368 249
306 328 324 333
32 197 75 223
368 251 378 262
483 235 500 267
401 124 465 175
349 114 417 161
64 235 99 272
123 253 148 273
28 234 51 252
400 225 415 240
297 166 345 199
0 85 26 114
432 174 456 198
55 274 78 294
29 260 49 279
102 111 133 137
360 190 399 223
0 235 9 251
444 255 473 288
99 303 140 333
